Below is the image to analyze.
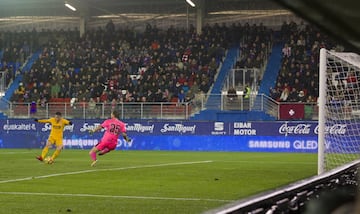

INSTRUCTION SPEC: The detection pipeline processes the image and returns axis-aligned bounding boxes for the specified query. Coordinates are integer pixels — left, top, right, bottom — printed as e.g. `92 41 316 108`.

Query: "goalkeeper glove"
88 129 95 135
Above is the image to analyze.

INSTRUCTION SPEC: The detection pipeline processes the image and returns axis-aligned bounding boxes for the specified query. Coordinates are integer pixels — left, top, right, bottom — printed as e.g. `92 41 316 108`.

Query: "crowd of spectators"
232 23 273 92
270 21 342 104
0 29 79 89
236 23 272 69
0 33 30 87
4 21 349 109
12 22 251 105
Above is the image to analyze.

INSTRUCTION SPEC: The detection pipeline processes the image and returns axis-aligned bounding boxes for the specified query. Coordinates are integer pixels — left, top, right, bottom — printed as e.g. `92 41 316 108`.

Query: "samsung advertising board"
0 119 355 153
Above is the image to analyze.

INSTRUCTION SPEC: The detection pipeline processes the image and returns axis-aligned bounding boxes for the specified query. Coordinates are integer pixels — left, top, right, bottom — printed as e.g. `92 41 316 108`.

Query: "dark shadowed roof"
0 0 281 17
0 0 359 52
275 0 360 52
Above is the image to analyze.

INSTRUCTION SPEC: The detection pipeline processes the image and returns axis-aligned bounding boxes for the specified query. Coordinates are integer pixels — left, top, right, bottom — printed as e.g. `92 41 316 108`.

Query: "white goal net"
318 48 360 174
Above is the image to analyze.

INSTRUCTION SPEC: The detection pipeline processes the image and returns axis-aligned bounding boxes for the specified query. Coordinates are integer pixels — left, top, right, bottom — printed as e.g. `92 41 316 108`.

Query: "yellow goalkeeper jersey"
38 118 70 139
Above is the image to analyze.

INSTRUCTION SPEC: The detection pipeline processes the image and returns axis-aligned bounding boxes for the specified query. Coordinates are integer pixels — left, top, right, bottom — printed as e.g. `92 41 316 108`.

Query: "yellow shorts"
48 136 63 146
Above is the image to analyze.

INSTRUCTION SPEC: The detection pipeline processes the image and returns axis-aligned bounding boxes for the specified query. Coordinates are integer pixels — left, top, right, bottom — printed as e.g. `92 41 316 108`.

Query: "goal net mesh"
320 50 360 172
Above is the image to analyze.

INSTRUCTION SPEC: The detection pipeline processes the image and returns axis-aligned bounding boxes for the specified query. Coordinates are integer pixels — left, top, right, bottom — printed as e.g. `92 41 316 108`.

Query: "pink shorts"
96 140 117 151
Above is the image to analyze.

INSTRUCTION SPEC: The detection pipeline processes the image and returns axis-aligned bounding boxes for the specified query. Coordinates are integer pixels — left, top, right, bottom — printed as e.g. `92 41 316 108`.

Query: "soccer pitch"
0 149 317 213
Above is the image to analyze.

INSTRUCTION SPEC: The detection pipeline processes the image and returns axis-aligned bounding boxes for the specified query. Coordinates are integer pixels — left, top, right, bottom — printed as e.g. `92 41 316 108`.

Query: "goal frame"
318 48 360 174
318 48 327 175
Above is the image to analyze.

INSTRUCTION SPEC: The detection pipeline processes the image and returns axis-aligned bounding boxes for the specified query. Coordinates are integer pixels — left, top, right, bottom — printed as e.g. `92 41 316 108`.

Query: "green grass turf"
0 149 317 213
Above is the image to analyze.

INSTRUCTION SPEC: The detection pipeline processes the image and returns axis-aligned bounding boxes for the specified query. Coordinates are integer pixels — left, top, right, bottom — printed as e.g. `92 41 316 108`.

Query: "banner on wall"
279 103 305 120
0 119 354 153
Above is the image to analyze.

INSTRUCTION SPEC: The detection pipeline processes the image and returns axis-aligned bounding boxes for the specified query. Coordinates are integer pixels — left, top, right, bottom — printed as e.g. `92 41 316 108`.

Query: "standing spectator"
178 89 185 103
51 82 60 98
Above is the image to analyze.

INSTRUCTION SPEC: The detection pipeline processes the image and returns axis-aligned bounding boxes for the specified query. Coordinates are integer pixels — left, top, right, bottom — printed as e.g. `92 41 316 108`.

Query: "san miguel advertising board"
0 119 355 153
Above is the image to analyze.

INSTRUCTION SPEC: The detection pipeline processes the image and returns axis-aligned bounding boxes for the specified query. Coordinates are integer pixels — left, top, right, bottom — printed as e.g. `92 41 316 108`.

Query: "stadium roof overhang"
275 0 360 53
1 0 360 53
0 0 281 17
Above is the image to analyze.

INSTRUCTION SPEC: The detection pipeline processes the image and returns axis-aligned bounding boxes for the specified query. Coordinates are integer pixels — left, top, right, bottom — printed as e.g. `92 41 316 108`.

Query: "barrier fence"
7 101 192 120
0 72 5 97
1 93 321 120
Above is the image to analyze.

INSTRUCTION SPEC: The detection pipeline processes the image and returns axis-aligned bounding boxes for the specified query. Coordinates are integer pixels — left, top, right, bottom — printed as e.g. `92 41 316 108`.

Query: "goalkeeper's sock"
99 148 110 156
51 149 61 160
41 147 49 159
89 151 97 161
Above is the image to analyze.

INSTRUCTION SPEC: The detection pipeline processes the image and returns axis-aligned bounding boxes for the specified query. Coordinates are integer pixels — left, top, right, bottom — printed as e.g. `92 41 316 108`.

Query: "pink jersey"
101 118 126 143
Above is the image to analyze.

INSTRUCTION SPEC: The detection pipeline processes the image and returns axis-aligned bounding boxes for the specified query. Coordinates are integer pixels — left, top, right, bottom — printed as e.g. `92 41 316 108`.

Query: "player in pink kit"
88 110 131 166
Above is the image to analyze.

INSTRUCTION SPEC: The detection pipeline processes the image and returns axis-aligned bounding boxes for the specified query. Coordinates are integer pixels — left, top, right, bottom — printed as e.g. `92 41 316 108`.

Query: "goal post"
318 48 360 174
318 48 326 175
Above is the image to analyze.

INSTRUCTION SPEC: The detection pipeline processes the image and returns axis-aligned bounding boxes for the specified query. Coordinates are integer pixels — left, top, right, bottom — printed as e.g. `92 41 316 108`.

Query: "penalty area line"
0 160 213 184
0 191 233 203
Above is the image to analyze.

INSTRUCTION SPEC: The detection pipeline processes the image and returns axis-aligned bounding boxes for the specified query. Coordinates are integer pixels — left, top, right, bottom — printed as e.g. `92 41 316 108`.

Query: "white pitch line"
215 160 316 165
0 151 33 155
0 191 232 203
0 160 213 184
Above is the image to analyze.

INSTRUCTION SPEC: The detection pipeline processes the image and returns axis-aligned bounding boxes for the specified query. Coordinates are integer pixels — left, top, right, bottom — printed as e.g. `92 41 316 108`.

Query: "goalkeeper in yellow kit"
35 112 72 163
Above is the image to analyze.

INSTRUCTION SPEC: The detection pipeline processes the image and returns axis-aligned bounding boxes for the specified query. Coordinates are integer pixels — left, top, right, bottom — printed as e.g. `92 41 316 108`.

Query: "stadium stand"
5 51 41 101
0 22 346 122
16 24 235 106
257 43 283 96
270 22 341 103
234 23 272 72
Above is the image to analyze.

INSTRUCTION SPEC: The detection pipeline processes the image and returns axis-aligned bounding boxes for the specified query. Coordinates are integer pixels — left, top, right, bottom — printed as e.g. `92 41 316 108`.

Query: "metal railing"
0 71 5 97
224 68 261 92
199 93 320 120
0 96 10 111
1 94 321 120
6 101 192 120
205 93 279 117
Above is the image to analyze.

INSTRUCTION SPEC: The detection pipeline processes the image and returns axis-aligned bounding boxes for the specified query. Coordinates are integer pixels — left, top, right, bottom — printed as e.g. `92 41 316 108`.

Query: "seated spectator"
269 87 281 101
306 95 316 103
279 88 290 102
298 90 307 102
199 80 210 93
185 89 195 102
282 43 291 58
88 98 96 113
288 88 299 102
346 71 357 88
154 89 163 102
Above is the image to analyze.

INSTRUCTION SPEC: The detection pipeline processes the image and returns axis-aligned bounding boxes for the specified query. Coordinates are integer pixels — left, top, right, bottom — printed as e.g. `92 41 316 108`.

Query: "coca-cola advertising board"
0 119 357 153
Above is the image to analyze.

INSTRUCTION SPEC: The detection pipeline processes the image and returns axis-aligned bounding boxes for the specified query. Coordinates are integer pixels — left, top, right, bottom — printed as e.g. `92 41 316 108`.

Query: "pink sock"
99 148 110 155
90 152 97 161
